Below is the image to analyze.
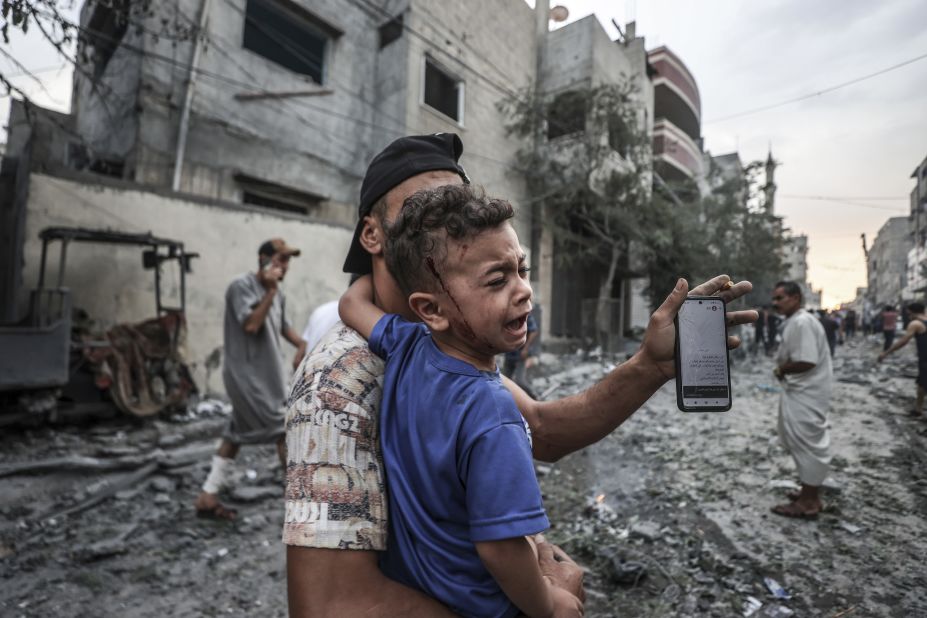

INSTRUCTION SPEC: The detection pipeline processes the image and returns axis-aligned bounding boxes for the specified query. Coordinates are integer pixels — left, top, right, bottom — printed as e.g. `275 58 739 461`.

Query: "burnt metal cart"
0 227 199 420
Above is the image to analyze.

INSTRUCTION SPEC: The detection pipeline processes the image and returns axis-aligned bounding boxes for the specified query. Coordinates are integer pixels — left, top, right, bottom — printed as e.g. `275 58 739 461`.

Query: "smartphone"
674 296 732 412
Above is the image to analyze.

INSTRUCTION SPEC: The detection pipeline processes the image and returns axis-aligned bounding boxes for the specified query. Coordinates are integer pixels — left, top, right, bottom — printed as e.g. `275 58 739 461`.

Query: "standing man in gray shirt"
195 238 308 520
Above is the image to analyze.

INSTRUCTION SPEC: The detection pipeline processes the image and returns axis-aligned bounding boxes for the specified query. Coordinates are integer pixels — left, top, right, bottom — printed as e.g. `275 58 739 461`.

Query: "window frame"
420 55 465 126
241 0 342 84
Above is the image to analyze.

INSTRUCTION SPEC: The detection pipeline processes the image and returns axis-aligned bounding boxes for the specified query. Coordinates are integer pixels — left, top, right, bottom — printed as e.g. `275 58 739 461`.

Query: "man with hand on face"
283 133 758 616
194 239 307 520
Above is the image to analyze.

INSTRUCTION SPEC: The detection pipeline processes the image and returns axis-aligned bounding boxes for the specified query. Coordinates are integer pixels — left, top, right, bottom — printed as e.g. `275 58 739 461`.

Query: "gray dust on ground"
1 336 926 616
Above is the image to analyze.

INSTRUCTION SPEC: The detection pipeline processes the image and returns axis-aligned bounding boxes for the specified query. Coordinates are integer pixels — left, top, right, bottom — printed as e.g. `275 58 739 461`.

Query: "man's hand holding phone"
639 275 758 382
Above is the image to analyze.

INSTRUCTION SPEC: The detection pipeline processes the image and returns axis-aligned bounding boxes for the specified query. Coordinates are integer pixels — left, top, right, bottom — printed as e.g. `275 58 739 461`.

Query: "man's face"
268 252 291 280
437 223 533 359
771 287 800 316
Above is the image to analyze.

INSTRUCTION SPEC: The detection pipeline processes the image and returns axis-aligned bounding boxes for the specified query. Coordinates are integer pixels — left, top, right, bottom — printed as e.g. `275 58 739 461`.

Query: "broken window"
242 0 341 83
423 58 463 123
85 0 129 79
236 174 324 216
547 90 586 139
379 14 404 49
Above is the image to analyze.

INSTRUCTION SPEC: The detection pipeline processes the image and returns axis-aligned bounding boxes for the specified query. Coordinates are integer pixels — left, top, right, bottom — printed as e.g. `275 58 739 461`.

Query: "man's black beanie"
342 133 468 274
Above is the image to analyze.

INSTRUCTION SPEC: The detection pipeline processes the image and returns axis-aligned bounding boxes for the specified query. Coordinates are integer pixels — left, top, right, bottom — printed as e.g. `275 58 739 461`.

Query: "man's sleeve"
789 319 820 365
281 293 293 334
369 314 422 360
461 421 549 543
526 313 538 334
227 279 262 326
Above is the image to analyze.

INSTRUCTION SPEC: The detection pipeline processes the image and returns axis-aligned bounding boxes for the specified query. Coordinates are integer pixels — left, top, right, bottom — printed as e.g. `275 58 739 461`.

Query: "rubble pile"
1 339 926 616
537 337 927 617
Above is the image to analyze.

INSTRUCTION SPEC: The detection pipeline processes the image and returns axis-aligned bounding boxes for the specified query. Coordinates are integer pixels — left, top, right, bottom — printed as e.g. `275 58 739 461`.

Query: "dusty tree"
502 82 655 348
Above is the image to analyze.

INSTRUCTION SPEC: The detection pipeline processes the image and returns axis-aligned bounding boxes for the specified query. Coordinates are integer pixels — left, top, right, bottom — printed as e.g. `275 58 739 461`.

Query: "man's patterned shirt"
282 322 387 550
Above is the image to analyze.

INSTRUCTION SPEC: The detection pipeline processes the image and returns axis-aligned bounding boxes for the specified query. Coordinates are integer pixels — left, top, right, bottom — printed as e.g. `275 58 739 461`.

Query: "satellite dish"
550 5 569 22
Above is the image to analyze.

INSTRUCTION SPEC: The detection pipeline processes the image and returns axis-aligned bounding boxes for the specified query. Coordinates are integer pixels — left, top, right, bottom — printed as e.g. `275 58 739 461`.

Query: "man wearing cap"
284 134 757 615
194 238 307 520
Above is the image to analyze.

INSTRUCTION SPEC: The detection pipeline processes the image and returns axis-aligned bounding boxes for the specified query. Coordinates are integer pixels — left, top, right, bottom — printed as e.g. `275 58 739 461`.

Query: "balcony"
648 46 701 143
653 119 703 182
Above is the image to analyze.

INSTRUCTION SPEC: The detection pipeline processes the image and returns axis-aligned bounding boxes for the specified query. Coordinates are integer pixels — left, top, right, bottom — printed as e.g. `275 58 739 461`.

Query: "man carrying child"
283 133 758 616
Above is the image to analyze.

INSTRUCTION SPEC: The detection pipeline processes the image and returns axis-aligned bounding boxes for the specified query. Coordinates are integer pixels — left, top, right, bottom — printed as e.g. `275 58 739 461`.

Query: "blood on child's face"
436 223 533 359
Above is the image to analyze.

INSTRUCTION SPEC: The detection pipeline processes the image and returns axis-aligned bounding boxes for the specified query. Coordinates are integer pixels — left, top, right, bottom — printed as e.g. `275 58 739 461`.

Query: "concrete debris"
629 520 662 542
1 340 925 616
229 486 282 503
760 605 794 617
742 596 763 617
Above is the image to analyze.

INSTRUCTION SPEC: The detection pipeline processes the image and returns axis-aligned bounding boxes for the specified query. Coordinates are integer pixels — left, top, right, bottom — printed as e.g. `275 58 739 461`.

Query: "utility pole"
531 0 550 291
172 0 212 192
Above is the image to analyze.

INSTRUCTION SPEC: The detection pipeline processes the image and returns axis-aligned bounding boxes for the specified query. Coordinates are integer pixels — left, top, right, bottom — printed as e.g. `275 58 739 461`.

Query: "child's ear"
359 215 384 256
409 292 449 332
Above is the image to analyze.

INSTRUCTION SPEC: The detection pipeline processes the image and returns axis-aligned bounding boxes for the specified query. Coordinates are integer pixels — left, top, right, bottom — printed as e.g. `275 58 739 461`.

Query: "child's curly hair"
385 184 515 297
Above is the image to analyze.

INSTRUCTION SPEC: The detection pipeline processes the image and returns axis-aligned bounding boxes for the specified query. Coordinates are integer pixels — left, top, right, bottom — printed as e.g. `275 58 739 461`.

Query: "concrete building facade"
648 46 702 185
868 216 912 309
4 0 720 378
903 152 927 300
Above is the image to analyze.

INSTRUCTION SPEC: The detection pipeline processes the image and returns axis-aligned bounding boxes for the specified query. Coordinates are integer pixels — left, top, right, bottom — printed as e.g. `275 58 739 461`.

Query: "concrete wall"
869 216 911 307
406 0 536 243
20 173 352 394
71 0 143 165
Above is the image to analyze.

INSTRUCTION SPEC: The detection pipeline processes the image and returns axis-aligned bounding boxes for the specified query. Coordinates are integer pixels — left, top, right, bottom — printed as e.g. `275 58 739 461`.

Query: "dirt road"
1 336 925 617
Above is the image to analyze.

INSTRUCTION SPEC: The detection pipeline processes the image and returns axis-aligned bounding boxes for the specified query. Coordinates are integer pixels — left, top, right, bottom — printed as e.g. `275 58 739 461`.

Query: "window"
236 174 324 216
547 91 585 139
243 0 341 83
423 58 463 123
86 0 129 79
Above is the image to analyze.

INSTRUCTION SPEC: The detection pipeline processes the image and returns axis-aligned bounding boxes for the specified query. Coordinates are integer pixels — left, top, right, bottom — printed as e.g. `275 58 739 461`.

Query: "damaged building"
3 0 724 400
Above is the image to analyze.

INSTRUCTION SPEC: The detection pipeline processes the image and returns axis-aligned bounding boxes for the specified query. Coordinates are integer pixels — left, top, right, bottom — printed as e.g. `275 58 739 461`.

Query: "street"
1 334 925 617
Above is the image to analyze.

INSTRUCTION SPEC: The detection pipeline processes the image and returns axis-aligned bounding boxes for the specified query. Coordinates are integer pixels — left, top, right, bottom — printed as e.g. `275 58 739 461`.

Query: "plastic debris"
742 596 763 617
761 605 794 617
216 548 229 558
763 576 791 600
755 384 781 393
839 521 863 534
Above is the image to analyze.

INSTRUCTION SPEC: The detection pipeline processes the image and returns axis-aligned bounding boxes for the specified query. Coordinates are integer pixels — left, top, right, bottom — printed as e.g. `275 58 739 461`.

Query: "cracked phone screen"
678 298 730 409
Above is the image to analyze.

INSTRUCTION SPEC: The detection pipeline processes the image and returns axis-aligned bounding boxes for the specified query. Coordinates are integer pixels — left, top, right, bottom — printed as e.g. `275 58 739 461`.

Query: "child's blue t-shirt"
370 314 549 618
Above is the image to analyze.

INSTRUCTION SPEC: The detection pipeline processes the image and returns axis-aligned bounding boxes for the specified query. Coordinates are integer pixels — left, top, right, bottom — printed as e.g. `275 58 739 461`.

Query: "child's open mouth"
505 315 528 335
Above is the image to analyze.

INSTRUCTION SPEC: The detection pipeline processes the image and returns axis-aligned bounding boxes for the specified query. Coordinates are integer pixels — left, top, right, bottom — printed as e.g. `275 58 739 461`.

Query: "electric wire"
705 50 927 124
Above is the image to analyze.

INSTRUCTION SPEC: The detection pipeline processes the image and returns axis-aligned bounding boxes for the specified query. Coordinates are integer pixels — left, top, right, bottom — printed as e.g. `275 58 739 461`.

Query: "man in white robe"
771 280 833 518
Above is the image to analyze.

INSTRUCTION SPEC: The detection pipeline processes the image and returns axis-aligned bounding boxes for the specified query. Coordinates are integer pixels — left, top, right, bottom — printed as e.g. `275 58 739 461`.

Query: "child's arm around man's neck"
339 275 386 340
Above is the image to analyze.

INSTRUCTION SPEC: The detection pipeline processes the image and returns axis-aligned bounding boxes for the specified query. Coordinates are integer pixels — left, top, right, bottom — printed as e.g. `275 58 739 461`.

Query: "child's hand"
547 585 583 618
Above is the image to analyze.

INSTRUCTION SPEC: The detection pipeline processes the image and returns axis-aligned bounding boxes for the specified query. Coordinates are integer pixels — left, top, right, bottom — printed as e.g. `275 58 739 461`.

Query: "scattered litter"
195 399 232 417
245 469 258 481
742 596 763 617
761 605 794 617
838 521 863 534
216 548 229 558
763 577 791 600
535 464 552 477
768 479 801 491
